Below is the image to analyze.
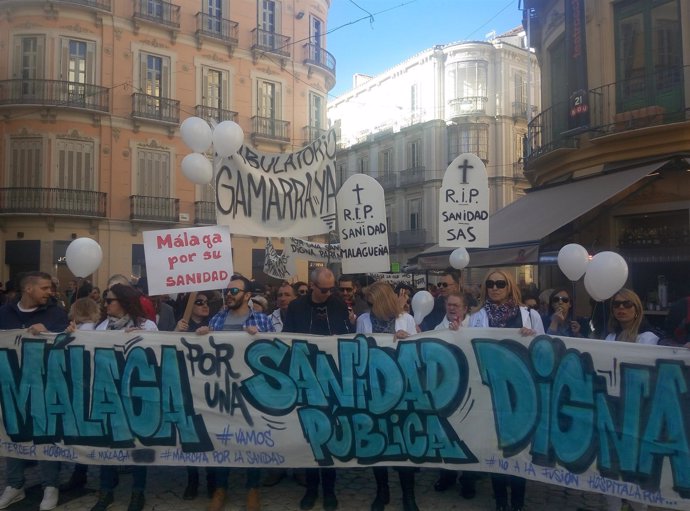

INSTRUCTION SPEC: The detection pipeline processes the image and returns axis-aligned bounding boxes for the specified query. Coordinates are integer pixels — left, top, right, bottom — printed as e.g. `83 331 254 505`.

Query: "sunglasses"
437 282 450 288
485 280 508 289
227 287 244 296
339 287 354 292
552 296 570 304
612 300 634 309
105 298 118 304
315 286 336 294
194 299 209 306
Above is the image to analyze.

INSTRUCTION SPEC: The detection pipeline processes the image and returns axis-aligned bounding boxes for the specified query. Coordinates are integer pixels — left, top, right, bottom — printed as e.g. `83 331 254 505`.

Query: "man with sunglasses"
337 275 368 319
283 267 352 511
207 275 273 511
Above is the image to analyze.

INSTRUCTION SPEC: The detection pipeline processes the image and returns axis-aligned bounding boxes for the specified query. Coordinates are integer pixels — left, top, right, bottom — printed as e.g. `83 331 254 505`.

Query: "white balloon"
181 153 213 185
411 290 435 325
557 243 590 281
180 117 212 153
213 121 244 157
583 251 629 301
449 248 470 270
65 238 103 278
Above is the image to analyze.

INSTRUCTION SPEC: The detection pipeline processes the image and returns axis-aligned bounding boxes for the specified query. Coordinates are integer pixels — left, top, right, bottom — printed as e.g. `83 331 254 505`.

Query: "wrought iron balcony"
0 79 109 113
398 229 427 247
131 93 179 125
196 12 238 46
130 195 179 223
133 0 180 29
195 105 237 123
400 166 426 186
512 101 538 120
251 28 290 57
0 188 106 217
303 43 336 87
194 201 216 225
303 125 327 145
526 64 690 165
376 173 398 190
251 116 290 143
448 96 488 117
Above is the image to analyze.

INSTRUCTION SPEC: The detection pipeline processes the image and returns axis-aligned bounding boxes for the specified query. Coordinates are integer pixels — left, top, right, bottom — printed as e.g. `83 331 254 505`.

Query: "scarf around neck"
106 314 136 330
371 313 396 334
484 299 519 328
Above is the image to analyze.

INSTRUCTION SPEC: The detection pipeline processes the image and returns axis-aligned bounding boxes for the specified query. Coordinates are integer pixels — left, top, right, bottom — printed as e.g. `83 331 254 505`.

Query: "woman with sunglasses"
546 288 583 337
469 269 543 511
92 284 157 511
355 281 418 511
604 289 657 511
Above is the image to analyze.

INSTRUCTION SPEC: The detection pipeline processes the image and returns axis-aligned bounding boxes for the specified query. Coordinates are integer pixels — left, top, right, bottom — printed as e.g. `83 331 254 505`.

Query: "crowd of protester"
0 267 687 511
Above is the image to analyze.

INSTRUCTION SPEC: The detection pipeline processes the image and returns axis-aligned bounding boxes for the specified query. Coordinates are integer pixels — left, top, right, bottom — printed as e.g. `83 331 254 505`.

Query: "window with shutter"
9 137 43 188
136 148 171 197
55 139 95 191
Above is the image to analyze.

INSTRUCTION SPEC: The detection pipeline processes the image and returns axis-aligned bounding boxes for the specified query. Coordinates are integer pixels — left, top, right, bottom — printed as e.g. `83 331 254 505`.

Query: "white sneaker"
0 486 25 509
39 486 59 511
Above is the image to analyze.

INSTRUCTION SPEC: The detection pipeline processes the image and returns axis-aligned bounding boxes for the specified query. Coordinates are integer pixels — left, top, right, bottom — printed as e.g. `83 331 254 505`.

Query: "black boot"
401 490 419 511
183 468 199 500
370 483 390 511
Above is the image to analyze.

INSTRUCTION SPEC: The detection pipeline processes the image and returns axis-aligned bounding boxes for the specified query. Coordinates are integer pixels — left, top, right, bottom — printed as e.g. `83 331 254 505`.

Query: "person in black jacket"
282 267 352 511
419 269 461 331
0 271 69 511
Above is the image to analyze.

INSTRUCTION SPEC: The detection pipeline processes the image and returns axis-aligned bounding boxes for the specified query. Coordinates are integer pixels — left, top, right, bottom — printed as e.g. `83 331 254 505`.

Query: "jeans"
305 468 336 494
6 459 60 489
99 465 147 492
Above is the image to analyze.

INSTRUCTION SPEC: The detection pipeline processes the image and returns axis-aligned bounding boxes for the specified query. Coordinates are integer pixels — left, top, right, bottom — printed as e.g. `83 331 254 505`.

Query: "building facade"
0 0 334 289
327 30 540 273
521 0 690 311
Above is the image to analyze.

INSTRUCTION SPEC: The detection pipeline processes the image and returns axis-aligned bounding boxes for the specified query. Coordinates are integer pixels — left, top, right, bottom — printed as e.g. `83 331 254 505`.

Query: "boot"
246 488 260 511
208 488 226 511
184 469 199 500
401 489 419 511
370 484 389 511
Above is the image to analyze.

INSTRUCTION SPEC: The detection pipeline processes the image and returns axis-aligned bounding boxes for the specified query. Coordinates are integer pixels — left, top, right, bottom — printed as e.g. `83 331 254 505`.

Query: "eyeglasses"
105 298 118 304
339 287 354 292
485 280 508 289
437 282 450 288
194 299 209 306
612 300 634 309
227 287 244 296
552 296 570 304
315 286 336 294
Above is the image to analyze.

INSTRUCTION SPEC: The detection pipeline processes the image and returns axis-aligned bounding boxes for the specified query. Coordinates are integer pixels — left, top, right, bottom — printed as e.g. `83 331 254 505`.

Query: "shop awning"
415 161 666 269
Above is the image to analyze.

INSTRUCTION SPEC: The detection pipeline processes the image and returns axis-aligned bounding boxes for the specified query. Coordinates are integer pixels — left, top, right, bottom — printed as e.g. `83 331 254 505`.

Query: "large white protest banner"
438 153 489 248
215 130 338 237
1 328 688 509
143 225 233 296
367 272 427 289
284 238 341 275
337 174 390 273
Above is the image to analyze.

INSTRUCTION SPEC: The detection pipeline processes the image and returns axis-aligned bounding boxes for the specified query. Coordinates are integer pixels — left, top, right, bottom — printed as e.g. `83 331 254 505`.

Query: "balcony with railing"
0 79 109 114
3 0 113 12
195 105 237 123
303 43 336 88
194 201 216 225
400 166 426 186
376 173 398 190
131 93 180 130
448 96 488 118
251 28 290 60
303 125 327 145
398 229 427 247
251 116 290 144
195 12 238 50
130 195 179 223
526 64 690 166
132 0 180 33
512 101 538 120
0 188 106 217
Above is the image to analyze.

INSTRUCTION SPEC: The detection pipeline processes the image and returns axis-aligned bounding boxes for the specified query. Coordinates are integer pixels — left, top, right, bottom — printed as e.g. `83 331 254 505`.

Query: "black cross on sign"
352 183 364 204
458 159 473 184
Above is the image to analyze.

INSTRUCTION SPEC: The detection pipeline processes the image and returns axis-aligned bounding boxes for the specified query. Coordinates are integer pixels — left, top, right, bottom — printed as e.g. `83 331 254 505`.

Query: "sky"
326 0 525 98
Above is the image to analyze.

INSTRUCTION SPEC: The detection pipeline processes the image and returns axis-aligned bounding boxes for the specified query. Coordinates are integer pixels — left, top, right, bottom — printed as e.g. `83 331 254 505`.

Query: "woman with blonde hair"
469 269 544 511
355 281 418 511
604 288 657 511
68 297 102 330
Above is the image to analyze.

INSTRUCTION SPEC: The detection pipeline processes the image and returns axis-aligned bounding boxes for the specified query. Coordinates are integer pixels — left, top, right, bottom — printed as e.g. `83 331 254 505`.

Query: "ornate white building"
328 28 540 271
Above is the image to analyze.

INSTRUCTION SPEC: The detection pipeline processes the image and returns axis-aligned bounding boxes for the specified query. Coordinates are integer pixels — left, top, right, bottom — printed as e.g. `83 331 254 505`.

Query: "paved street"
6 463 664 511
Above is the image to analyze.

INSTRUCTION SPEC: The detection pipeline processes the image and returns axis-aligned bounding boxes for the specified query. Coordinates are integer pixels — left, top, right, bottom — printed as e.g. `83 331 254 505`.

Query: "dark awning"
415 161 666 269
